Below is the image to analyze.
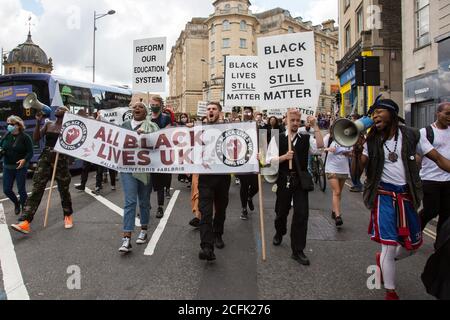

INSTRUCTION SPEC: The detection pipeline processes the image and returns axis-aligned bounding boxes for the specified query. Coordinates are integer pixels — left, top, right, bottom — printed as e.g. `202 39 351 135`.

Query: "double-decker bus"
0 73 132 170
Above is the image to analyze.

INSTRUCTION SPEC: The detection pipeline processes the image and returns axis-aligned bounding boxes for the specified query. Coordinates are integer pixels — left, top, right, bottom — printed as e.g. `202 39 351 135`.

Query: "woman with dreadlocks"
352 98 450 300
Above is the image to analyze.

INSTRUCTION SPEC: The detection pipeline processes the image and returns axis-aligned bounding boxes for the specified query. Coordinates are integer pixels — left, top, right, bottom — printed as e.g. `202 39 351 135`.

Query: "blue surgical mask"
7 124 16 133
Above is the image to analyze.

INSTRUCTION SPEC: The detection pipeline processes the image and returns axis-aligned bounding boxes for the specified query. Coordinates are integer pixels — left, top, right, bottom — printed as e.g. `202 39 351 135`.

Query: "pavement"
0 172 438 300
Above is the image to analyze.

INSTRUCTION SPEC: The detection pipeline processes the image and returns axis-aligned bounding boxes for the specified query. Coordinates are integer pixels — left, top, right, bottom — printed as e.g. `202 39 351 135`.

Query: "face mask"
7 124 16 133
151 105 161 113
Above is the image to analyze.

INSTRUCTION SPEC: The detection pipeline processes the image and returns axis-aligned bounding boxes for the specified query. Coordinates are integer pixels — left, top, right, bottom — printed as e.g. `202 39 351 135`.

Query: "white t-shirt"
298 126 315 136
266 132 318 166
419 124 450 182
363 129 434 185
324 134 351 175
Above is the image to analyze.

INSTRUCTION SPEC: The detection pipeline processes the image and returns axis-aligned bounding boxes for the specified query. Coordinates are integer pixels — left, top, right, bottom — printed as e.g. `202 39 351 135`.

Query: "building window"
321 68 326 78
330 69 335 80
211 41 215 52
223 38 230 48
22 67 27 73
321 41 326 48
238 4 244 12
240 38 247 49
223 20 230 31
345 23 351 52
321 54 326 63
224 4 230 12
240 20 247 31
211 24 215 35
27 67 32 73
330 56 335 65
321 83 326 94
416 0 430 48
9 67 12 74
344 0 350 12
288 26 294 33
356 6 363 37
211 57 215 68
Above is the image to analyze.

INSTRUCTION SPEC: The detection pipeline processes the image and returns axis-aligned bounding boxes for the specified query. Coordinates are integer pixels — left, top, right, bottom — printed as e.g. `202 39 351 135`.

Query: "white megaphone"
23 93 52 116
332 116 374 147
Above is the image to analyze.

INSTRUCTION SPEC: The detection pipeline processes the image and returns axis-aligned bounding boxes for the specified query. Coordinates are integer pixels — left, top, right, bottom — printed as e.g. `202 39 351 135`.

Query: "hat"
368 95 405 123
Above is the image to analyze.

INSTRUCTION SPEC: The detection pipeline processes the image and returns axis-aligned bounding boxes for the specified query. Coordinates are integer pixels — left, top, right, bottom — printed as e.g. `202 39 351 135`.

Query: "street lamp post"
93 9 115 83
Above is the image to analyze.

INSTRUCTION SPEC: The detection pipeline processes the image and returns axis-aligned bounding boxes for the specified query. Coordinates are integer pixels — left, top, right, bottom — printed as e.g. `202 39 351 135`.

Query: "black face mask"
151 106 161 114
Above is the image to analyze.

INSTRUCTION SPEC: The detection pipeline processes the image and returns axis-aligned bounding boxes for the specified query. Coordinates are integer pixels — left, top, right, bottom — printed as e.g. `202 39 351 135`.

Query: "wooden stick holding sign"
286 108 293 170
258 174 267 261
44 152 59 228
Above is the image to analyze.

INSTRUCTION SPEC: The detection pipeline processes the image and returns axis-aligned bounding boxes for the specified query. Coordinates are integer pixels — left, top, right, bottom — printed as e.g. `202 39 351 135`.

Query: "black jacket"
422 219 450 300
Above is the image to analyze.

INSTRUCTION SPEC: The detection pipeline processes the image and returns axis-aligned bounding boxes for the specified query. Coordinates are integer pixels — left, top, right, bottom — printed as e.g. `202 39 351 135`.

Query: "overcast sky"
1 0 337 95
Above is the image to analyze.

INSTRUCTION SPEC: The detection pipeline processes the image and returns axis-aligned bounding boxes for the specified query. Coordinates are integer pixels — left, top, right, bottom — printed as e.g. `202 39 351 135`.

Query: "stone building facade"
167 0 339 115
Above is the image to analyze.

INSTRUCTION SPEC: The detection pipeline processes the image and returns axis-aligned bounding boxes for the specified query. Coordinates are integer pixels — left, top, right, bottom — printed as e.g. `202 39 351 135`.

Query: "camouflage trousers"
23 149 73 223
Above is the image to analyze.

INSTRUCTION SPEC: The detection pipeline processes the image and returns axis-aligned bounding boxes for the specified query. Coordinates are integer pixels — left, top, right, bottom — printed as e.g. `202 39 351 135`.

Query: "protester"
150 95 172 218
349 114 364 192
11 106 74 234
177 113 191 185
266 110 324 266
0 116 33 215
237 107 259 220
352 98 450 300
323 126 352 227
419 102 450 237
118 102 159 253
198 102 231 261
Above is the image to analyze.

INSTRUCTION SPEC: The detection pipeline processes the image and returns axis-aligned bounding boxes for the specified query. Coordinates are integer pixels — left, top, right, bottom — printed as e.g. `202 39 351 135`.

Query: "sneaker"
75 185 85 191
376 252 384 284
165 189 171 199
292 251 311 266
136 230 148 244
189 217 200 228
349 186 362 193
111 186 116 191
335 215 343 227
331 211 336 220
92 186 102 195
385 290 400 300
156 207 164 219
11 221 30 234
235 178 240 185
240 209 249 220
119 237 132 253
247 198 255 211
199 247 216 261
214 233 225 249
64 215 74 229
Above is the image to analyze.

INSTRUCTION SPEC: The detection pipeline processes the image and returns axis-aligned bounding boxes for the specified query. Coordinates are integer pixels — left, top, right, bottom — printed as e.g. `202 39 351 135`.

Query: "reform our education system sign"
132 37 167 92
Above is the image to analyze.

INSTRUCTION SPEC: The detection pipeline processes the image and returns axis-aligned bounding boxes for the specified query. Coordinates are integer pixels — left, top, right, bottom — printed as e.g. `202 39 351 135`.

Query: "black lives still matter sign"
133 37 167 92
257 32 318 109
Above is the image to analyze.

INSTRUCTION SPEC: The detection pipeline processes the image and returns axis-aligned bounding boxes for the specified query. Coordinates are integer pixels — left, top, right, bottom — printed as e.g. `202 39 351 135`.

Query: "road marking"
84 187 140 227
0 186 57 203
423 229 436 240
144 190 180 256
0 204 30 300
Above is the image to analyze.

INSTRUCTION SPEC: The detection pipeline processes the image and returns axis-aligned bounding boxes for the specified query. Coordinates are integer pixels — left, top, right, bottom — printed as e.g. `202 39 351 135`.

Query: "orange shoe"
11 221 30 234
64 215 73 229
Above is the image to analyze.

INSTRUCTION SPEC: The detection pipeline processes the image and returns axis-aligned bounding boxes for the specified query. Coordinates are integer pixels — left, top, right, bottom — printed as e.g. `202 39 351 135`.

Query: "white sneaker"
136 230 148 244
119 237 132 253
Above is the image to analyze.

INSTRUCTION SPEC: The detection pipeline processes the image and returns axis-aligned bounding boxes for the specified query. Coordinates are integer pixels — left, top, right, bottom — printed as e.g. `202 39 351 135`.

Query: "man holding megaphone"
351 98 450 300
11 104 74 234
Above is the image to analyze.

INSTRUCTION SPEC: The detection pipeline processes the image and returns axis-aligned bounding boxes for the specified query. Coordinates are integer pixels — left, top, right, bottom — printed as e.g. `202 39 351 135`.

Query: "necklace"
384 133 399 163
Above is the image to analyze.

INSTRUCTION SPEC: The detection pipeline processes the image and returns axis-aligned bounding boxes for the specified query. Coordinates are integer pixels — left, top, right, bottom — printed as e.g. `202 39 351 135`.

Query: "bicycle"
310 153 326 192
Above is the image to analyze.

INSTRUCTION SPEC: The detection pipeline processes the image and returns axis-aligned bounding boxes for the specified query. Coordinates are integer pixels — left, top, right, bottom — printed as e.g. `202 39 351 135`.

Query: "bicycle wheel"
318 158 327 192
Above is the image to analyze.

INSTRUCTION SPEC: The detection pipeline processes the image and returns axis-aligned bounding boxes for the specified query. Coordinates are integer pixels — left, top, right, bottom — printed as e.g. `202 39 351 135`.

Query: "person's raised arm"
308 116 324 148
33 113 47 142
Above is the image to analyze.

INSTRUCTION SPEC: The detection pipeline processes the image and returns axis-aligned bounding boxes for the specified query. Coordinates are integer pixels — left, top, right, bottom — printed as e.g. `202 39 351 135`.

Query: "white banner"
132 37 167 92
54 114 259 174
257 32 318 109
99 107 133 126
224 56 260 108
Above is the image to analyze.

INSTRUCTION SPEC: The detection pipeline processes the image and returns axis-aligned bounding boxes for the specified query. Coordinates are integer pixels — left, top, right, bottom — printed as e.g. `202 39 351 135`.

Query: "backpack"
425 125 434 145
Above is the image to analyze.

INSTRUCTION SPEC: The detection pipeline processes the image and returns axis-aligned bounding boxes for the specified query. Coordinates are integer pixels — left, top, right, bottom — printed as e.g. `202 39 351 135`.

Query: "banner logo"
59 120 88 151
216 129 253 167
